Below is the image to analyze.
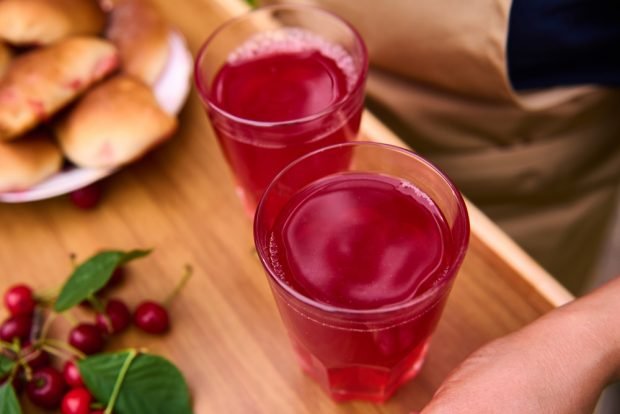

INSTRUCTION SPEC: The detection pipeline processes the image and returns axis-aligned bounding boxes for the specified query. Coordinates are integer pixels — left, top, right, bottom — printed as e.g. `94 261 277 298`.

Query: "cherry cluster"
0 267 175 413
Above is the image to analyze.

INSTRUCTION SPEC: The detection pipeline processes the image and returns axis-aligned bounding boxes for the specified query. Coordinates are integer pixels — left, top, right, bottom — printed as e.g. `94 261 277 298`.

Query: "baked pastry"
0 0 105 46
106 0 170 85
0 43 10 78
0 37 119 141
0 130 63 192
55 75 177 168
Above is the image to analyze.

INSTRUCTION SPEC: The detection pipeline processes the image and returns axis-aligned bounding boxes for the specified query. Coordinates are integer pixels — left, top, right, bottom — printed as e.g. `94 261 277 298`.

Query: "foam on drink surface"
226 28 358 92
269 232 290 287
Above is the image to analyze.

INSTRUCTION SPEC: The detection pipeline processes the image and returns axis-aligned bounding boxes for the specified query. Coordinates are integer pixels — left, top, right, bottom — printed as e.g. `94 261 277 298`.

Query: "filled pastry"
56 75 177 168
0 37 119 141
0 0 106 46
0 130 63 192
106 0 170 85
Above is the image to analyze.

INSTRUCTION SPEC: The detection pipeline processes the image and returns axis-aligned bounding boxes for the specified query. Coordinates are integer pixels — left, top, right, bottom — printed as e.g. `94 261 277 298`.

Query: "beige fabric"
265 0 620 293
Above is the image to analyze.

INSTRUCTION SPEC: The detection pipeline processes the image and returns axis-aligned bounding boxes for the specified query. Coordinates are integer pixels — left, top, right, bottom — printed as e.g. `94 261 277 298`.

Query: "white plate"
0 29 193 203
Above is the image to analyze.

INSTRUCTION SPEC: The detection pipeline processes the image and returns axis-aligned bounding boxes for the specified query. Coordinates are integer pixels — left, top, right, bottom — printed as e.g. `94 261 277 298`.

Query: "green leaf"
0 383 22 414
79 352 192 414
54 249 151 312
0 354 15 376
245 0 257 7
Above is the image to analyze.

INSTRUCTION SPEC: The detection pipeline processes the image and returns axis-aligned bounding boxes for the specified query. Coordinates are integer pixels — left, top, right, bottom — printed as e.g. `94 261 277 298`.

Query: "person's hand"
420 276 620 414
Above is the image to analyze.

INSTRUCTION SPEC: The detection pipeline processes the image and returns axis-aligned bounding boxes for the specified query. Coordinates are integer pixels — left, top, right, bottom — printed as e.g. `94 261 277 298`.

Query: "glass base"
292 340 429 403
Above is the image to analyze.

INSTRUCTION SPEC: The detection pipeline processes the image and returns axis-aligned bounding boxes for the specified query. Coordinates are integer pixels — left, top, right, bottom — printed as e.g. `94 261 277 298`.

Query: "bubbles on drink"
397 180 434 206
269 232 289 286
227 28 358 91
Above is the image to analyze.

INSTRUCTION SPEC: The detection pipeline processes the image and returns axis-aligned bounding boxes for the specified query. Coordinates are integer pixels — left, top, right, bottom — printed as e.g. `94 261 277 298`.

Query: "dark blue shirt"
507 0 620 90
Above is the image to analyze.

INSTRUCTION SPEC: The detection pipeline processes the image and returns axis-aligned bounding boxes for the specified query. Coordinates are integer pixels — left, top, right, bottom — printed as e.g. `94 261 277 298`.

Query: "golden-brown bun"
55 75 177 168
0 37 119 141
0 0 105 46
0 43 10 78
106 0 170 85
0 130 63 192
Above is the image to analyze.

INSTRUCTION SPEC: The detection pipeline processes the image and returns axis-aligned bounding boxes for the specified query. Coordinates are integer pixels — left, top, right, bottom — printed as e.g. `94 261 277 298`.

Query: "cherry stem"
21 350 38 364
35 288 59 305
17 358 33 382
88 294 105 314
30 307 45 343
105 349 138 414
39 312 58 342
60 311 79 327
164 264 193 307
69 252 78 268
40 344 72 361
42 338 86 360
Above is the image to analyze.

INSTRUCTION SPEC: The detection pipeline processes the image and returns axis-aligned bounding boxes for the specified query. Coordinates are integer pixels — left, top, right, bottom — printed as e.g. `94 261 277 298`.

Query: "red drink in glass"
209 37 362 211
195 6 368 213
255 143 469 402
270 173 452 310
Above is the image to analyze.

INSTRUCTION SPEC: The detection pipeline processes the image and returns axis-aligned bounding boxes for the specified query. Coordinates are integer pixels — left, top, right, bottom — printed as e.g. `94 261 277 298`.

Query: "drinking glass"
254 142 470 402
194 4 368 214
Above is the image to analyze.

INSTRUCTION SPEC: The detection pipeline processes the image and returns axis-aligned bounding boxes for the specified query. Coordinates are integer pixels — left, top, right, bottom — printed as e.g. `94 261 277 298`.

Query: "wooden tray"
0 0 573 412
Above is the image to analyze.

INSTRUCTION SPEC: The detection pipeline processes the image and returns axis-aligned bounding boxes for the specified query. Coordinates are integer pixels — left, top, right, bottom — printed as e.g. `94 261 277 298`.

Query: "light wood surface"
0 0 574 413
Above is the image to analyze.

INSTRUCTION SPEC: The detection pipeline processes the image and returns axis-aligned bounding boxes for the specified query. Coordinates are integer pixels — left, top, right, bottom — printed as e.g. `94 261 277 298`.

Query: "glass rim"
193 3 369 128
253 141 470 316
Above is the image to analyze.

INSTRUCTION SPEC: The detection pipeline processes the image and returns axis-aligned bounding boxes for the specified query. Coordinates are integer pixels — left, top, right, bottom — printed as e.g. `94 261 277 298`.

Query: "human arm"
421 276 620 414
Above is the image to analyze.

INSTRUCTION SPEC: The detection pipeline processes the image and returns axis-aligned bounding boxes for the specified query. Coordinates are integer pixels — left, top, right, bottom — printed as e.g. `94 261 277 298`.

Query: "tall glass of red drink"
194 4 368 214
254 142 470 402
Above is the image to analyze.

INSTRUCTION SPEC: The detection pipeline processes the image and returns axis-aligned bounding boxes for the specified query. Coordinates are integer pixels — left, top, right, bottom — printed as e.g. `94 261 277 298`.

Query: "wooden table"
0 0 574 412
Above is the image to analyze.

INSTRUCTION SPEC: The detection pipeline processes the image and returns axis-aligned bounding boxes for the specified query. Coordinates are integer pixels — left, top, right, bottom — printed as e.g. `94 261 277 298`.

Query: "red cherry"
90 411 106 414
4 284 36 316
0 314 32 342
69 182 102 209
26 367 67 410
134 301 169 334
61 387 93 414
68 323 105 355
95 299 131 335
22 344 50 369
132 265 191 335
63 360 84 388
